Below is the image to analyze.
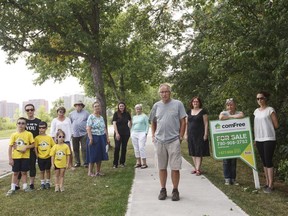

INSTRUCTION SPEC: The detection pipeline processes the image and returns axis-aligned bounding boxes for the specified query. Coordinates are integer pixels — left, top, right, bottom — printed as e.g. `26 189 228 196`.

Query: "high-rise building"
59 94 94 110
0 100 20 120
22 99 49 113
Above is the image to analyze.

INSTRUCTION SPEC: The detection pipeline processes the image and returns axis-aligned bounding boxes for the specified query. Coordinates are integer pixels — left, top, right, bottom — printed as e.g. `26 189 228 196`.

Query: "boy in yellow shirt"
7 117 35 196
34 121 56 190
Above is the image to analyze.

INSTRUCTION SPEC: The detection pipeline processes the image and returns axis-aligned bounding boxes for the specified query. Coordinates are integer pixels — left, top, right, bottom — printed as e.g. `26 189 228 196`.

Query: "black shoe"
113 165 118 168
45 183 51 189
30 184 35 190
15 186 20 191
40 184 46 190
74 163 81 167
158 188 167 200
83 163 88 168
171 188 180 201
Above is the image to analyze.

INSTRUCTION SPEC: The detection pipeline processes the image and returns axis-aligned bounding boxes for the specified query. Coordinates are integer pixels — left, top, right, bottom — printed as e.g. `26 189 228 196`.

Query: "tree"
170 0 288 180
36 105 51 124
0 1 173 124
0 0 199 127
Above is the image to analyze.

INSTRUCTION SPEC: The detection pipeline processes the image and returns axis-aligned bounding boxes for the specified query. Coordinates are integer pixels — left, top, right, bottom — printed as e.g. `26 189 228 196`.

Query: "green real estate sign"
209 117 257 170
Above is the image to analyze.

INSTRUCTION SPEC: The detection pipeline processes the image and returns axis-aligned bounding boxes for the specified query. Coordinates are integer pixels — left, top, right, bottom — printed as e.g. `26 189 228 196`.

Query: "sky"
0 50 84 107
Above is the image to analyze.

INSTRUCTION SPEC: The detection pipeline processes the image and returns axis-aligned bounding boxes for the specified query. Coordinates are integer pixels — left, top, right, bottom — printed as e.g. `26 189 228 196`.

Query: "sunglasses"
257 97 265 101
226 98 234 103
25 109 34 112
39 127 47 129
17 122 26 125
58 136 65 138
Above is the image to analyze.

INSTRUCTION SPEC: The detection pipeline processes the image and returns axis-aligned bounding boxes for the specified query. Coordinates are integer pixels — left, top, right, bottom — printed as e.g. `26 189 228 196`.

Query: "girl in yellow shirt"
50 129 71 192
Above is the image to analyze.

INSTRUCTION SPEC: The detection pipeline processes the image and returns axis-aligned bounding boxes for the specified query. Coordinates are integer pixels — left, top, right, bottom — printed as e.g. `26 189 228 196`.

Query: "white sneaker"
6 189 15 196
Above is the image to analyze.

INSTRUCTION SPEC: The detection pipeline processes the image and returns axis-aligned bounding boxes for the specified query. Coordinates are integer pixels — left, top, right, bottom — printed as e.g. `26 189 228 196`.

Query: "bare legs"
159 169 179 189
54 168 66 192
264 167 274 188
88 162 103 176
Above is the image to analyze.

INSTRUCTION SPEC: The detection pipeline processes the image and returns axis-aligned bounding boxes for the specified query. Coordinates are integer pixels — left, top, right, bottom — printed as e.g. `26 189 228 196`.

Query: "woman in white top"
50 107 73 168
254 91 279 193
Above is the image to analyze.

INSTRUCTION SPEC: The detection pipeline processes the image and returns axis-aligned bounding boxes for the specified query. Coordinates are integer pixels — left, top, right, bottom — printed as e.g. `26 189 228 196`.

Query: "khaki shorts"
155 139 182 170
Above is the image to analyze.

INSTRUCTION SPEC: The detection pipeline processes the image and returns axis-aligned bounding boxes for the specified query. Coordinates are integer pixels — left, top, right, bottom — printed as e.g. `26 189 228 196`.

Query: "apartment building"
0 100 20 120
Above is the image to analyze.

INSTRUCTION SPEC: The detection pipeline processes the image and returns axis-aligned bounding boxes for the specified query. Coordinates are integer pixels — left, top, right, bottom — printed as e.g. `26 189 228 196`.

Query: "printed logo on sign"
215 123 221 129
215 122 246 130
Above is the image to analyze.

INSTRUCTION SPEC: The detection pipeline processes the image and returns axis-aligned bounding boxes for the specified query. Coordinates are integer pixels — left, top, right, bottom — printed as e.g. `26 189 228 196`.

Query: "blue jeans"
223 159 237 181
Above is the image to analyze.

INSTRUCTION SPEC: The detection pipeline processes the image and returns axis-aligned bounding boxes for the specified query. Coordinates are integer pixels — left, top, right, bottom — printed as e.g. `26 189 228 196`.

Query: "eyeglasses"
25 109 34 112
17 122 26 125
257 97 265 101
159 91 170 94
58 136 65 138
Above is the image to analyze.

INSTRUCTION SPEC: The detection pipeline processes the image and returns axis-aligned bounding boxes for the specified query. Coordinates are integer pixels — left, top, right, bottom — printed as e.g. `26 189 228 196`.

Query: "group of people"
218 92 278 194
6 100 108 195
6 83 279 199
150 85 279 202
184 91 278 195
5 99 150 196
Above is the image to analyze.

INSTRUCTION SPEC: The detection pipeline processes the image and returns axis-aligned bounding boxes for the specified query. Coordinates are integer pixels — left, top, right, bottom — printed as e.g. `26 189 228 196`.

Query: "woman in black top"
112 102 132 168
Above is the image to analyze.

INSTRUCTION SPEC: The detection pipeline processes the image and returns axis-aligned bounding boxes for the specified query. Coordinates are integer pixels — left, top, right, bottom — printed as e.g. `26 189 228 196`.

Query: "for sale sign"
209 117 257 170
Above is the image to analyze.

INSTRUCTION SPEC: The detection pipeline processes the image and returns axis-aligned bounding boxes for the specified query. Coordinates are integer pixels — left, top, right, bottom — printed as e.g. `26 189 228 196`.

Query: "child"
6 117 35 196
34 121 56 190
50 129 71 192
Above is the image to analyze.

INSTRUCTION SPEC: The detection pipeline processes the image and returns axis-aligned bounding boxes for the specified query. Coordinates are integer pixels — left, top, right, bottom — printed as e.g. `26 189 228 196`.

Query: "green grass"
0 143 135 216
1 130 288 215
0 129 15 139
181 142 288 216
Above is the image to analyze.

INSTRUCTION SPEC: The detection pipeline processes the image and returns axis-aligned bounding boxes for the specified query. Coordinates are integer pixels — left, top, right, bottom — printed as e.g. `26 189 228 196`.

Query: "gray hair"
159 83 172 92
135 104 142 109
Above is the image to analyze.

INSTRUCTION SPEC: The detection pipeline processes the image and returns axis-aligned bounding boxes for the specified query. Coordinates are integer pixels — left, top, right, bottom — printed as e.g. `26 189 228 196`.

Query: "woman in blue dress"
86 101 110 176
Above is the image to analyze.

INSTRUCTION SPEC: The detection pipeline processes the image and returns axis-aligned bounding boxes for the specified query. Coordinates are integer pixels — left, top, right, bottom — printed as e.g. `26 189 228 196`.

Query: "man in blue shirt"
69 101 90 168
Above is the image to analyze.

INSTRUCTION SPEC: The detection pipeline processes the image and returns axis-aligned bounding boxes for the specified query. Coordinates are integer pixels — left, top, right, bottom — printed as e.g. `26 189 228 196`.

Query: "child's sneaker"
40 184 46 190
55 185 60 192
24 187 33 192
30 184 35 190
60 186 65 192
6 189 15 196
15 186 20 191
45 183 50 189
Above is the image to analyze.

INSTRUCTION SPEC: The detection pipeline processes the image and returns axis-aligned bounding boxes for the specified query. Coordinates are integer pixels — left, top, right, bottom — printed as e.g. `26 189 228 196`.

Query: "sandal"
134 164 142 168
191 170 197 174
141 164 148 169
196 170 201 176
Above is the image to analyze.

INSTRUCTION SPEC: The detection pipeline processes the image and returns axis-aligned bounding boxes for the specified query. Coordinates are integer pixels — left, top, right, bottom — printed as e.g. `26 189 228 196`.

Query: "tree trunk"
90 59 107 126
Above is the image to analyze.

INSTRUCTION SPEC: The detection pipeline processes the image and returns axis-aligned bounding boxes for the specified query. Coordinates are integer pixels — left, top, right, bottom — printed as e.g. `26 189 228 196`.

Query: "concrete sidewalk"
125 137 248 216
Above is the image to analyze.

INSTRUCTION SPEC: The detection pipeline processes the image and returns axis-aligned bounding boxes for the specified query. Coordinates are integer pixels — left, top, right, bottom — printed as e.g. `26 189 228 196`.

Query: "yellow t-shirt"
50 144 71 168
9 131 34 159
35 135 56 159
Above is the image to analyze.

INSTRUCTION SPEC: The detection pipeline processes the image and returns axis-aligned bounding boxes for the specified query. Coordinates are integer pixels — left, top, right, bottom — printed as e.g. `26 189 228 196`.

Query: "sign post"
209 117 260 189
